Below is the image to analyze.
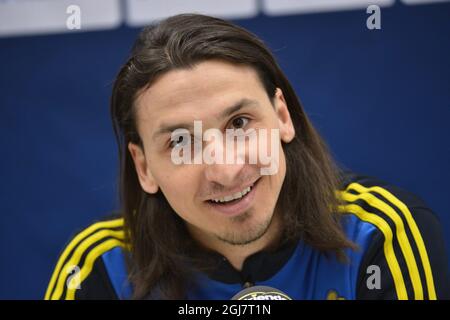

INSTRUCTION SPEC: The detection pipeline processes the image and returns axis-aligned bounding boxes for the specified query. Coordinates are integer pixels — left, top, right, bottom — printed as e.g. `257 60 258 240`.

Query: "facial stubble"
215 209 274 246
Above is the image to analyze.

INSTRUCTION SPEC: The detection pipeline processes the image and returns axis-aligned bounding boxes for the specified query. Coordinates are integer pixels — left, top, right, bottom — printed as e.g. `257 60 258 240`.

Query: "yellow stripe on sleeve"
338 203 408 299
349 183 436 300
45 218 124 299
342 185 423 299
49 228 125 300
65 238 126 300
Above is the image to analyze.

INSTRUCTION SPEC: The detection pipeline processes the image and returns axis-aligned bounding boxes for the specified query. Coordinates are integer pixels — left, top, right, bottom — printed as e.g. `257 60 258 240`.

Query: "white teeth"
211 186 252 203
224 195 233 202
232 191 243 199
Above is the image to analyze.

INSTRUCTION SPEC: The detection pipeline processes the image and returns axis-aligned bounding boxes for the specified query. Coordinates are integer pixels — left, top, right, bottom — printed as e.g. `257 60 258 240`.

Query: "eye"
169 134 190 149
230 116 249 129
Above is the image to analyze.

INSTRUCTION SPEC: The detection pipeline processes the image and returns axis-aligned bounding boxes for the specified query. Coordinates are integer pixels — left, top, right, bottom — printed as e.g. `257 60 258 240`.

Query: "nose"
202 130 248 187
204 162 246 187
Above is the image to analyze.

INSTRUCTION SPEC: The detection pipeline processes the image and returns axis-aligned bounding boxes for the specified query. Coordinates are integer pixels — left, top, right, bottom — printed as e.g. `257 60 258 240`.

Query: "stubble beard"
215 210 275 246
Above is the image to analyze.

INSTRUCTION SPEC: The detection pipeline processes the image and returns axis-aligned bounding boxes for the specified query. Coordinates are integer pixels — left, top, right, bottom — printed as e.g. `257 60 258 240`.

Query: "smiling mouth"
206 178 260 207
209 185 252 204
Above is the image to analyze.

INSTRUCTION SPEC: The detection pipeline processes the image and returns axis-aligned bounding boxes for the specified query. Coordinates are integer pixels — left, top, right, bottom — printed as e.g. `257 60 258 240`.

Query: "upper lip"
205 177 260 201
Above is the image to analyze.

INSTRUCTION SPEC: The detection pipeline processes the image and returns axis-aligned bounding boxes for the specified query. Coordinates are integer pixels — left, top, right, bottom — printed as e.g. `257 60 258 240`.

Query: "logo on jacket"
326 290 346 300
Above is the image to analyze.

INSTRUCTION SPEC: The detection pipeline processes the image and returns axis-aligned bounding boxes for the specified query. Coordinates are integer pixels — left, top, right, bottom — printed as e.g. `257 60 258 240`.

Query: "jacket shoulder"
44 216 127 300
339 171 449 299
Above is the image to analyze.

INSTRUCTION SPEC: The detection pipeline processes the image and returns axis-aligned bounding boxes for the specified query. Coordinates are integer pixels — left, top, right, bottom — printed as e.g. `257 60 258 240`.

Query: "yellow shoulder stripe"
339 182 436 300
45 218 125 300
338 202 408 299
341 186 423 299
353 183 436 299
65 238 126 300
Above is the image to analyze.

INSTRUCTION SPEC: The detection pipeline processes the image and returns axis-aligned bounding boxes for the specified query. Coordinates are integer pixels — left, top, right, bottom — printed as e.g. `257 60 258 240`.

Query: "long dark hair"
110 14 355 299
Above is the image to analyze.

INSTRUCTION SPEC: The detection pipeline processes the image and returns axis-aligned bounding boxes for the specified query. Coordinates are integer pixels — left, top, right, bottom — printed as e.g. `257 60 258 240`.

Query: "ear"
274 88 295 143
128 142 159 194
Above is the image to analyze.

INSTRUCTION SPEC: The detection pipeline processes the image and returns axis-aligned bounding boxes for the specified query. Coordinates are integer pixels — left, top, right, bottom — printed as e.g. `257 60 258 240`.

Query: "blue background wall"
1 2 449 299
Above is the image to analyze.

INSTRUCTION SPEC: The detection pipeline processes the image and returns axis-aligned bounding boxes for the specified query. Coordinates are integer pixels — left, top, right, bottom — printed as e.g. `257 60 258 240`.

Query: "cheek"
263 144 286 196
153 167 200 215
249 123 283 176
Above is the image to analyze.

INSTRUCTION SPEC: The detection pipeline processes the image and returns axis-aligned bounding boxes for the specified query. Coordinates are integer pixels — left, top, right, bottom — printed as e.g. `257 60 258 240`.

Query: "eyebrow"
152 98 259 141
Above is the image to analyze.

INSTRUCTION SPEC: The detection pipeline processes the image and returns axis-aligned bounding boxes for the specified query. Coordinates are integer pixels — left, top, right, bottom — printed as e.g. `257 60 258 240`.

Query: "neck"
190 213 282 271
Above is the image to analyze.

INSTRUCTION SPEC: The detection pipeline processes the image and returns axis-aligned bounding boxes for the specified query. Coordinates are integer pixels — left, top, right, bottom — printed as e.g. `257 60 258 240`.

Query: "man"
45 14 449 300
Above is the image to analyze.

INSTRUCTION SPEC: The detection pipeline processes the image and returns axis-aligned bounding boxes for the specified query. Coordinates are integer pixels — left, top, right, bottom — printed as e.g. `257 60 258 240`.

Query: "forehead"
134 60 268 131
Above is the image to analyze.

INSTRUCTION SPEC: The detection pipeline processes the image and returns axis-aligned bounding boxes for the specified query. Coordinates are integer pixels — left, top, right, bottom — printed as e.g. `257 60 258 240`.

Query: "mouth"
205 178 261 217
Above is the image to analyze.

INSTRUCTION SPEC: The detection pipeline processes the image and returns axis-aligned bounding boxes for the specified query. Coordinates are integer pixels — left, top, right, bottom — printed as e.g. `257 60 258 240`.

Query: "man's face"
129 60 295 247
